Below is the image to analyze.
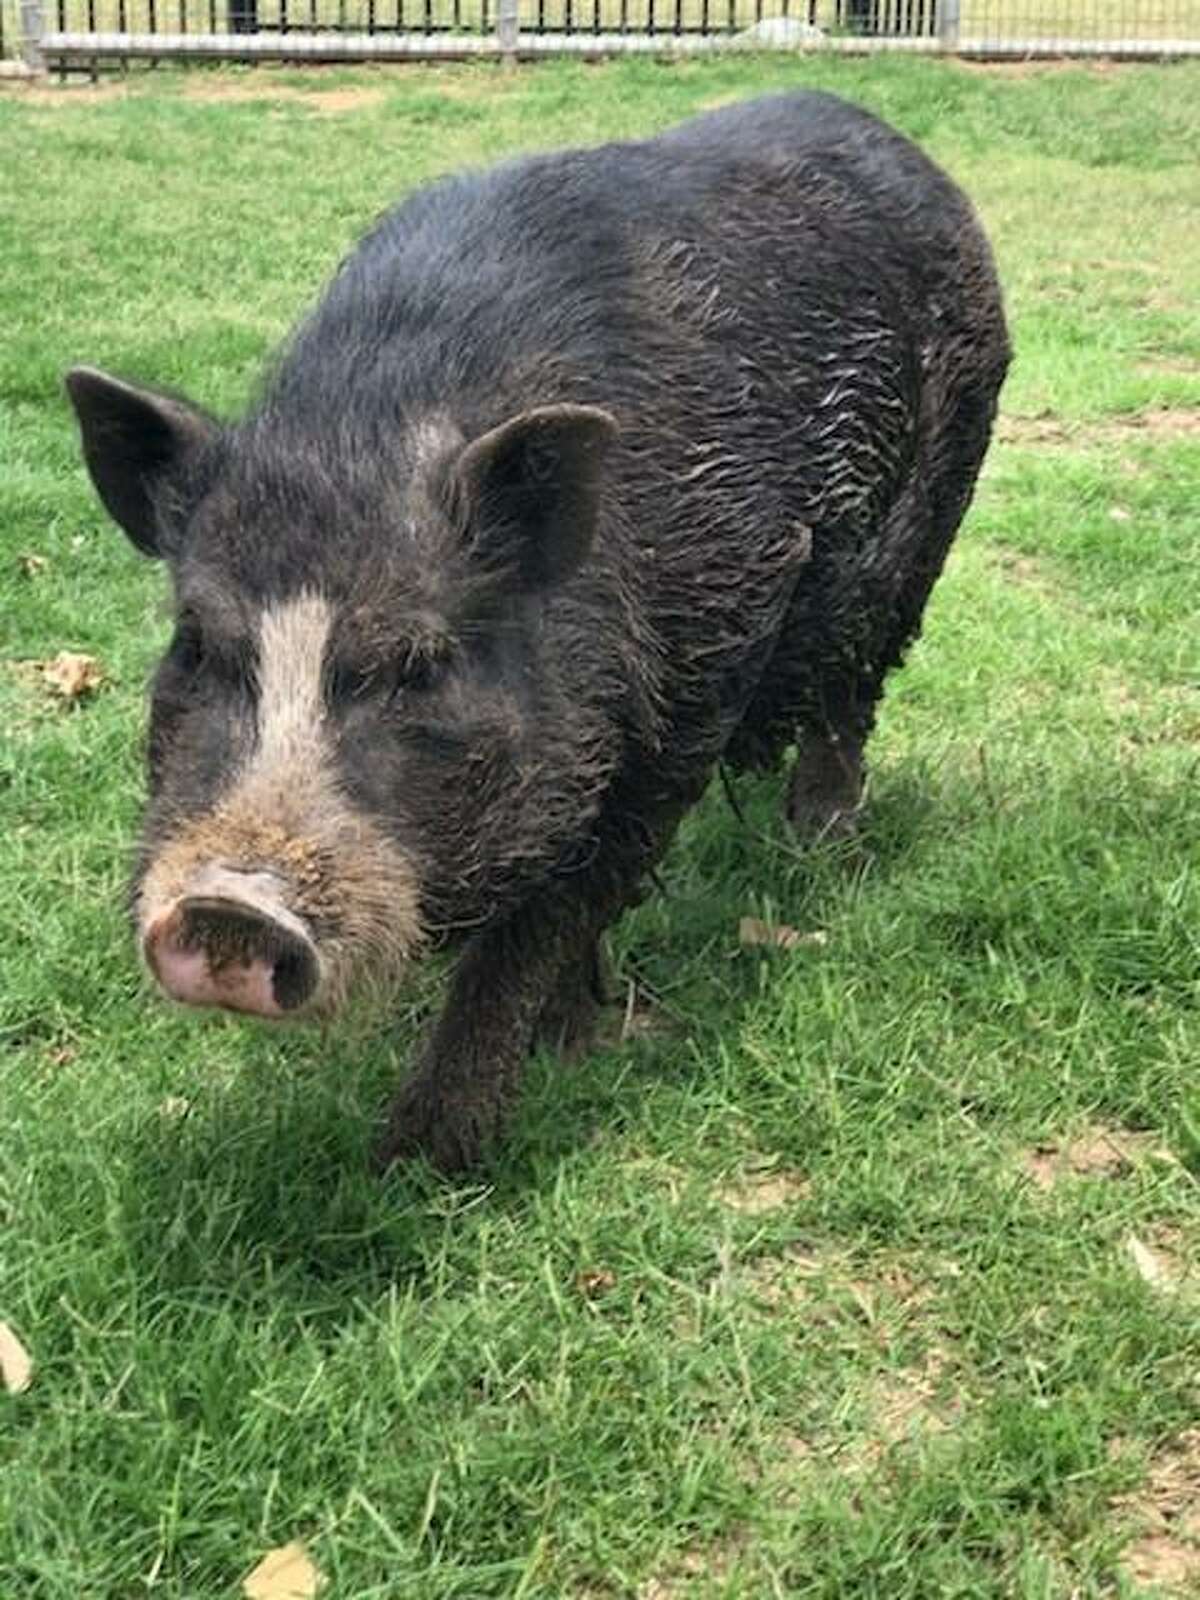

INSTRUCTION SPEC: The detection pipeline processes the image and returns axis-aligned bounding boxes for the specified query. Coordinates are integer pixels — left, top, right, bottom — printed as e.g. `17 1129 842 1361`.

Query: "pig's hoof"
787 733 864 842
373 1080 495 1175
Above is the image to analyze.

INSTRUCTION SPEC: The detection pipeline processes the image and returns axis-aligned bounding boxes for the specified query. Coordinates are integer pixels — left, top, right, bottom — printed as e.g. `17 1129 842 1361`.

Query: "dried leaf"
0 1321 33 1395
576 1268 616 1298
17 552 48 577
158 1096 192 1121
738 917 827 952
242 1542 321 1600
1126 1233 1176 1294
39 651 103 702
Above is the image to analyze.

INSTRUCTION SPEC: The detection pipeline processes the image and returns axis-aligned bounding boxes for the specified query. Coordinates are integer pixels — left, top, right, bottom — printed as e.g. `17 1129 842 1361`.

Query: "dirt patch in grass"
986 546 1076 608
998 408 1200 448
1116 1430 1200 1593
1136 356 1200 378
716 1166 811 1215
183 79 387 113
1023 1125 1171 1191
1102 677 1200 749
15 74 388 112
1125 1224 1198 1299
954 57 1129 77
859 1345 963 1463
637 1529 749 1598
737 1247 942 1327
19 80 135 105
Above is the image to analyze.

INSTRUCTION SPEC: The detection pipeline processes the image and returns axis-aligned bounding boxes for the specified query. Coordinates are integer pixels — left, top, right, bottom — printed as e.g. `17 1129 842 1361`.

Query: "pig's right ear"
65 366 218 558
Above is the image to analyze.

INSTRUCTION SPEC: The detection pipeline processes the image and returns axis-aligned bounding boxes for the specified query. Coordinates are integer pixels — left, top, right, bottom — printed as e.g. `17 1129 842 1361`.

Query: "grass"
1 52 1199 1600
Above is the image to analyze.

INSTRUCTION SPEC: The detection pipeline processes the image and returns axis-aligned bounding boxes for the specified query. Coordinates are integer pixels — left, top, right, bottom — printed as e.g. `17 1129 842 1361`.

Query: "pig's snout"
142 866 320 1018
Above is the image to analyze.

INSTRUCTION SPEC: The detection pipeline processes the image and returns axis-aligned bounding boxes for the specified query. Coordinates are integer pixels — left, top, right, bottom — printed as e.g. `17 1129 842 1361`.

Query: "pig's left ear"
65 366 219 558
454 404 618 591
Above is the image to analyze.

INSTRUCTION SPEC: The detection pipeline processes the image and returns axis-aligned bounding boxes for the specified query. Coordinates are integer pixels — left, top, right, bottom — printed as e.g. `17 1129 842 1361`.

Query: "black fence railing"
7 0 1200 62
141 0 937 33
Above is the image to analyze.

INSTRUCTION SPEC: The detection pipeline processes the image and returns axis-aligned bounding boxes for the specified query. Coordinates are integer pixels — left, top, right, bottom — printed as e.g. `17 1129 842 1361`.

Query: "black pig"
66 92 1009 1172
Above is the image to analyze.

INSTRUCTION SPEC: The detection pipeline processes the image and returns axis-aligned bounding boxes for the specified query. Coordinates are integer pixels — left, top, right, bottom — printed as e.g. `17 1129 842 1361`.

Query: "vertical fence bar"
938 0 957 49
20 0 45 72
497 0 517 60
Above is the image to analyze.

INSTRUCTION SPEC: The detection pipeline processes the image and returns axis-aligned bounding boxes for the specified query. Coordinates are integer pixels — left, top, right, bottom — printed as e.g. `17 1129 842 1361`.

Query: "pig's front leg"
375 909 581 1174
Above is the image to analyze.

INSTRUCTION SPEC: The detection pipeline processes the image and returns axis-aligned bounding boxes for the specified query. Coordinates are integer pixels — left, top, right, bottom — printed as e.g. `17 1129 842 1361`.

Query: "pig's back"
267 90 999 449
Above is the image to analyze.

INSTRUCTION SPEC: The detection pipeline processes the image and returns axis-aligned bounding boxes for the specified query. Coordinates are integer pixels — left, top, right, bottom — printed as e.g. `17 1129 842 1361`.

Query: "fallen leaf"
0 1321 33 1395
243 1542 321 1600
1127 1234 1177 1294
738 917 827 952
576 1268 616 1298
1110 505 1132 523
17 552 48 576
158 1095 192 1121
39 652 103 702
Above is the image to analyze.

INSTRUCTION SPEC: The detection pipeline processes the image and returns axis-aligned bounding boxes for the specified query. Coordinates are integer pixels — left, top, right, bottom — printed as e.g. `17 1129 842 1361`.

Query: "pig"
66 91 1009 1173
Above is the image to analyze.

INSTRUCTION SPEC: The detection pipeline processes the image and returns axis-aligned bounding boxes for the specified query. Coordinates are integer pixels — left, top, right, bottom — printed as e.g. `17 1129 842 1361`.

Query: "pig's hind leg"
782 386 999 841
770 473 945 841
533 937 610 1061
726 579 873 842
786 723 866 841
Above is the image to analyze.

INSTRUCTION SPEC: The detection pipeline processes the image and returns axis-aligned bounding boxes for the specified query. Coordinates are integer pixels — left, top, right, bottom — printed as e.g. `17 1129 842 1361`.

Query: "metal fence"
4 0 1199 69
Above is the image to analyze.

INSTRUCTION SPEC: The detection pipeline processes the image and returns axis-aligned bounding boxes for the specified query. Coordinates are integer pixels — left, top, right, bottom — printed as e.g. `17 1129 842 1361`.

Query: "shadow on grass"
109 770 951 1302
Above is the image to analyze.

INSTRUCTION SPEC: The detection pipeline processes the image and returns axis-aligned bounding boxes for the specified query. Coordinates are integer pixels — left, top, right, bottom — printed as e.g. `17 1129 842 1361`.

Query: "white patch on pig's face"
256 590 332 785
136 590 424 1017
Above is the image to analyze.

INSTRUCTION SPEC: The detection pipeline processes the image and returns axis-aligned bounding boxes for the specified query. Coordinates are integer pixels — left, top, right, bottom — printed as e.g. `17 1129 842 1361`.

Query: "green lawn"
1 55 1199 1600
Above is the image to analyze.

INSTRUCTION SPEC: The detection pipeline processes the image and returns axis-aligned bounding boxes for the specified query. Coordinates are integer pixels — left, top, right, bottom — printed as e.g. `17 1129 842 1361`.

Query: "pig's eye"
398 651 446 695
327 651 446 706
327 661 375 703
172 619 207 675
170 616 250 687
